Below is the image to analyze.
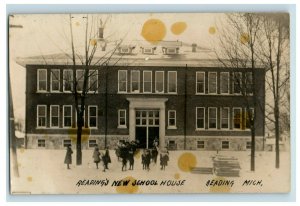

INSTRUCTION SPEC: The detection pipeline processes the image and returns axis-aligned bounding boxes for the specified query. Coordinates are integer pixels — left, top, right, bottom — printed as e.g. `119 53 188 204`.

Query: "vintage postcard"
9 13 290 194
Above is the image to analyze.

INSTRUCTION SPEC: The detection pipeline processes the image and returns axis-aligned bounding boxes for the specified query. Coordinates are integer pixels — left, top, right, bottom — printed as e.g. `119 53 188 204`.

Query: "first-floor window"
245 108 254 129
118 109 126 127
208 107 217 129
88 106 97 128
221 107 229 129
196 107 205 129
63 139 72 147
37 105 47 128
63 105 72 128
233 108 242 129
222 141 230 150
89 140 97 148
50 105 59 128
246 141 251 150
37 139 46 147
197 141 205 149
168 110 176 128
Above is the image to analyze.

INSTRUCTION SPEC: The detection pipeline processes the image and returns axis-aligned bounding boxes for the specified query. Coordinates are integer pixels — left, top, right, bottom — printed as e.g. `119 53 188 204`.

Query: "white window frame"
131 70 140 93
168 110 177 129
118 109 127 128
50 69 60 92
220 72 230 94
155 71 164 93
63 139 72 147
167 71 177 94
76 69 85 92
37 105 47 128
233 107 242 130
233 72 242 94
88 70 98 93
208 72 217 94
196 107 205 130
118 70 127 93
50 105 59 128
63 69 73 92
196 140 206 150
37 69 47 92
63 105 72 128
37 139 46 148
220 107 230 129
221 141 230 150
208 107 217 129
196 71 205 94
143 71 152 93
88 105 98 129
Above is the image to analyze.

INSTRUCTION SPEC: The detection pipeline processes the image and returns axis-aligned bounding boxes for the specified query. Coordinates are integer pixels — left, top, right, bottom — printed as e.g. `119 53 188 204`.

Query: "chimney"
192 43 197 52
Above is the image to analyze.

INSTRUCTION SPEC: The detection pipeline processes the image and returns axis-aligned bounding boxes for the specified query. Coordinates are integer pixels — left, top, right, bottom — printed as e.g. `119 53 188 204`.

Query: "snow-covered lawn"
11 149 290 194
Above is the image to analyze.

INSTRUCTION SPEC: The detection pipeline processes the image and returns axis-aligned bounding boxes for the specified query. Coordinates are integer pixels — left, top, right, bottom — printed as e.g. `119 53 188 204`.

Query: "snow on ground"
11 149 290 194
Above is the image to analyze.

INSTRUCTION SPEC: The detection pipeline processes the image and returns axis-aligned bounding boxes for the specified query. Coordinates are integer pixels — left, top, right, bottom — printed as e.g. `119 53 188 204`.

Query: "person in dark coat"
160 149 169 170
64 145 73 169
145 149 151 171
102 147 111 171
151 148 158 164
120 143 128 171
92 146 101 169
141 149 146 170
128 148 134 170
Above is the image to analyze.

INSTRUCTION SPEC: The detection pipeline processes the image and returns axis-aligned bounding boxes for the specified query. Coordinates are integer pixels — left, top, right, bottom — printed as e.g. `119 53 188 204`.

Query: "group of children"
92 145 111 172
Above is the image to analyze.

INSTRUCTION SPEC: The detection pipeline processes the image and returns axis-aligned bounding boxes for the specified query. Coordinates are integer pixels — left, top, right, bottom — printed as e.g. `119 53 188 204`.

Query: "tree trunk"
76 125 82 165
250 126 255 171
275 105 280 168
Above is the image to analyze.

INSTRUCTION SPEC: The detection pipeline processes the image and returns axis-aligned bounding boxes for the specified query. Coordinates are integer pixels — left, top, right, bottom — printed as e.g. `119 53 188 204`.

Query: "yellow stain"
141 19 166 44
177 152 197 172
27 176 32 182
209 26 216 35
171 22 187 35
75 22 80 26
209 177 231 193
68 128 91 143
116 176 139 194
90 39 97 46
240 33 250 44
174 173 180 179
20 148 25 153
134 149 141 159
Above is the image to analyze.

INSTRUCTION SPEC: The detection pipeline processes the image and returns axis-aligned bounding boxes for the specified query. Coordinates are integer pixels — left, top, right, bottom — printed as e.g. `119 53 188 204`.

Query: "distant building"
17 40 265 151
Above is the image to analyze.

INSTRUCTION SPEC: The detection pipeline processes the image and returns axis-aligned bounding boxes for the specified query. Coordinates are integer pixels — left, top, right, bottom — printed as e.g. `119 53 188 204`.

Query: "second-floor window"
37 69 47 92
50 105 59 128
63 69 73 92
50 69 60 92
168 71 177 93
76 70 84 92
63 105 72 128
89 70 98 92
37 105 47 128
118 70 127 93
143 71 152 93
208 72 217 94
220 72 229 94
196 107 205 129
88 106 97 128
131 70 140 93
245 72 253 94
233 72 242 94
233 108 242 129
221 107 229 129
196 72 205 94
155 71 164 93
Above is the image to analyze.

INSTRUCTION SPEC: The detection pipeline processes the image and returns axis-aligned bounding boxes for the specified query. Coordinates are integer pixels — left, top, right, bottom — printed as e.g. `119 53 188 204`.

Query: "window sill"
36 127 47 129
36 91 48 93
167 126 177 130
117 125 127 129
195 128 206 131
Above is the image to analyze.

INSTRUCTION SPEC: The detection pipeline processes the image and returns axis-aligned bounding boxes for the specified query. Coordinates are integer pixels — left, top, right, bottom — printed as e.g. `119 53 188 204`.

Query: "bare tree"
257 13 290 168
215 13 263 171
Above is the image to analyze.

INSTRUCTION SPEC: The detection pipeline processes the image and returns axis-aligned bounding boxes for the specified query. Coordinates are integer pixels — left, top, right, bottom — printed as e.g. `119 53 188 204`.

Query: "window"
76 70 84 92
168 110 176 128
233 108 242 129
143 48 153 54
88 106 97 128
208 107 217 129
75 105 85 127
37 105 47 128
50 105 59 128
196 72 205 94
143 71 152 93
50 69 60 92
222 141 230 149
89 70 98 92
118 109 126 128
131 70 140 93
246 141 251 150
168 71 177 93
37 69 47 91
221 107 229 129
63 105 72 128
245 108 254 129
63 139 71 147
89 140 97 148
118 70 127 93
220 72 229 94
63 69 73 92
155 71 164 93
233 72 242 94
197 141 205 149
245 72 253 94
37 139 45 147
121 47 130 53
196 107 205 129
208 72 217 94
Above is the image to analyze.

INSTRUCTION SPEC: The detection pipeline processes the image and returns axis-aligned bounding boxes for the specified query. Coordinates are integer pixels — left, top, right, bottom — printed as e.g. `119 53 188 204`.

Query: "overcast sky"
9 13 225 120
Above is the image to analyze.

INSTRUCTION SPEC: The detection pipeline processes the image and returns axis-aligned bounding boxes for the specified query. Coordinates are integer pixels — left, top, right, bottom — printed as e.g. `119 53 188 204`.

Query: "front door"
135 110 159 149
